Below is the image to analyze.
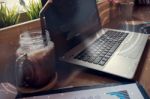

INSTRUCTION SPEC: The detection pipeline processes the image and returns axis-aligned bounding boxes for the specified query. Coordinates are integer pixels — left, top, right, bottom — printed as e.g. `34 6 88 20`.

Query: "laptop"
43 0 149 79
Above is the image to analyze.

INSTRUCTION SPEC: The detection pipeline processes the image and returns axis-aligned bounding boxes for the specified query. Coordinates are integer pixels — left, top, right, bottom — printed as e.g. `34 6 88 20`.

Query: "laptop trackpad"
118 41 142 59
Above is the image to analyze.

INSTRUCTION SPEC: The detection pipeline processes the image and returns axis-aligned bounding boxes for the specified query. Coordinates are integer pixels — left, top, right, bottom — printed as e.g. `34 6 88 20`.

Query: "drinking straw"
39 0 53 46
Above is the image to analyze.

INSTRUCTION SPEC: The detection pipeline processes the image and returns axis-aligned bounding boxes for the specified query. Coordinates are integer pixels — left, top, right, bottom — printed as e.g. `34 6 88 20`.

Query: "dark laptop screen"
42 0 101 57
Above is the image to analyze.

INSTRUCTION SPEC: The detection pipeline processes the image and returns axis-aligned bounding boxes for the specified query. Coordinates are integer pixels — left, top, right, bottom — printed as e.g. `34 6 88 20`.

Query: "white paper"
22 83 145 99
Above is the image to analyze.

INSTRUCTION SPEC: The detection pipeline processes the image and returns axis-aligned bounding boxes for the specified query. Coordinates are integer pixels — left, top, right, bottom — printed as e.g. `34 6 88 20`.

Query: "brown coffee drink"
15 31 55 89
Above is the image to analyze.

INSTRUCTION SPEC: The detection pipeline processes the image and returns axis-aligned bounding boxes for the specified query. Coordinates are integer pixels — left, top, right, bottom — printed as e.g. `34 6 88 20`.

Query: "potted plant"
19 0 42 20
0 0 42 32
0 2 20 29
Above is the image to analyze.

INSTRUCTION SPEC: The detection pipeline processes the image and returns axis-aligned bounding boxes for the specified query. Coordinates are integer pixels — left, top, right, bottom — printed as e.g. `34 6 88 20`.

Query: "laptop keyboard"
74 30 128 66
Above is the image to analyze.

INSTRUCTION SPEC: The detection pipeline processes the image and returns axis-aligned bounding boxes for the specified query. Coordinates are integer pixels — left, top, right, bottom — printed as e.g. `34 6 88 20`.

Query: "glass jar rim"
20 31 41 39
19 30 50 46
20 30 49 38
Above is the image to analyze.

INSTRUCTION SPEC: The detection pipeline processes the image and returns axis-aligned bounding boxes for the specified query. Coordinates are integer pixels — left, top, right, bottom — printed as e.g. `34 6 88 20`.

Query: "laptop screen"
42 0 101 57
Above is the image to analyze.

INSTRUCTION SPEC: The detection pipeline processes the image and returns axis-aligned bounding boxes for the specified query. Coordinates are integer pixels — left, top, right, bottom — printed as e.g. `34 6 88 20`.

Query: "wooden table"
0 5 150 98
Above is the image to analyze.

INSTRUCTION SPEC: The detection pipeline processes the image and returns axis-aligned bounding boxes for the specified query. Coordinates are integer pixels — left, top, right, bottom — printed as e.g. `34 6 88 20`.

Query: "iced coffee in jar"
15 30 57 92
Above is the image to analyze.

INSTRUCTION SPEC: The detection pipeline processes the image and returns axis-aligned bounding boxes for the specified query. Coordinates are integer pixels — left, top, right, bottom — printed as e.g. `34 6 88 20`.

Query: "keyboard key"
102 57 109 62
88 56 96 63
106 52 112 56
93 56 102 64
105 55 110 59
109 43 120 53
98 60 106 66
82 55 90 61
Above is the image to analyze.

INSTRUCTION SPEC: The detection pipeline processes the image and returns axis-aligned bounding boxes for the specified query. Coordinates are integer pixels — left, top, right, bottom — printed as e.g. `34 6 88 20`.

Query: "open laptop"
43 0 149 79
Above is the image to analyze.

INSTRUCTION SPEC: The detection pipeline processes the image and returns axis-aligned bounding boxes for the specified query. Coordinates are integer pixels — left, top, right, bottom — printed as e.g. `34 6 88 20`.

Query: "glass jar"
15 30 56 90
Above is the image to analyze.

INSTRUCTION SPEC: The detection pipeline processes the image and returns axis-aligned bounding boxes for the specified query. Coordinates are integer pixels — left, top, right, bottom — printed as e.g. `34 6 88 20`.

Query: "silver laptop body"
43 0 149 79
60 28 148 79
